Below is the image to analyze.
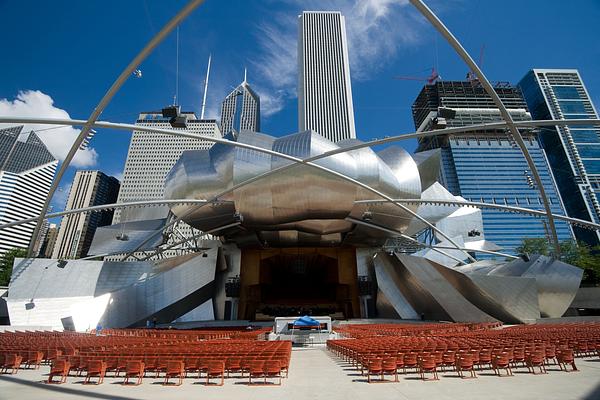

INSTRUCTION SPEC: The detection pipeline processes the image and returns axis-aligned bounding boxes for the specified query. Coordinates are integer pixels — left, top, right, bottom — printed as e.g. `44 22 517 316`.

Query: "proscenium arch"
25 0 206 257
1 117 598 261
410 0 561 256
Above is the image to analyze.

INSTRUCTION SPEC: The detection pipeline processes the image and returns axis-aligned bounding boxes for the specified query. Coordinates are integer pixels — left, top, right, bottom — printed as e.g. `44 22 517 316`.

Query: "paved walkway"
1 346 599 400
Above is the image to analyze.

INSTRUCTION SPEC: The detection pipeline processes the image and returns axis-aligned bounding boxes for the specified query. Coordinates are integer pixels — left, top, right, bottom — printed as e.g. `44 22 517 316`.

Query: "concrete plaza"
0 346 599 400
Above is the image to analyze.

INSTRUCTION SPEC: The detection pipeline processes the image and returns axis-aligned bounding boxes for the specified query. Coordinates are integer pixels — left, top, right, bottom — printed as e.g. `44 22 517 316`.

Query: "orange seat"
197 358 210 379
248 360 265 384
382 357 398 382
526 351 547 375
366 358 383 383
441 351 456 372
163 360 184 386
205 360 225 386
264 361 282 385
47 359 70 384
478 349 492 369
184 357 199 378
544 344 557 366
1 354 23 375
84 360 107 385
492 353 513 377
24 351 43 369
512 347 526 368
418 355 439 381
123 360 145 386
143 356 158 377
457 353 476 379
557 349 578 372
225 357 242 378
403 353 418 374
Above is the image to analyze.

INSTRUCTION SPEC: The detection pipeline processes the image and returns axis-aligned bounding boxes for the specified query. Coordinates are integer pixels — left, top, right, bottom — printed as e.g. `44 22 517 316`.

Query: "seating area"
0 328 291 386
327 322 600 383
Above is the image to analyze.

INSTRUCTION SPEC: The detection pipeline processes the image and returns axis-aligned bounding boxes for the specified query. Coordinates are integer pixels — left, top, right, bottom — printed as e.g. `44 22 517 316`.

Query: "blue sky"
0 0 599 212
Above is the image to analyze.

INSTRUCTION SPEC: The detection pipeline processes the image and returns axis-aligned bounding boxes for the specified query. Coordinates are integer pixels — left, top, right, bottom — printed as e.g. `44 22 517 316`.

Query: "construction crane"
467 44 485 82
393 67 440 84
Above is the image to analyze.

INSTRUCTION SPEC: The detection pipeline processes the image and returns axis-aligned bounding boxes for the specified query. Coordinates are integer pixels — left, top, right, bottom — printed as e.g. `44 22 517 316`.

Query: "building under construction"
411 80 574 255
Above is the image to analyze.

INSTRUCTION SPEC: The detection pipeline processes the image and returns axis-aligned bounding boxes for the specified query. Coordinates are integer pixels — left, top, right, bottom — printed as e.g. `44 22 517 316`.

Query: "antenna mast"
200 54 212 119
174 26 180 105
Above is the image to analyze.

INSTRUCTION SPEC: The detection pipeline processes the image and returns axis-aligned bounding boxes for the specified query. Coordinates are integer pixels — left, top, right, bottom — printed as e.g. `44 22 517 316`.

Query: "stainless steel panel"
373 253 420 319
487 255 582 318
88 218 166 255
163 130 425 247
7 250 218 330
430 261 540 323
390 253 498 322
414 235 468 267
405 182 461 236
412 148 441 190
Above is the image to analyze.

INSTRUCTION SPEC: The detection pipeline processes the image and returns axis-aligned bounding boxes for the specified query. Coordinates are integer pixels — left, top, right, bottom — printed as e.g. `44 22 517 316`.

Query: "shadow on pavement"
584 382 600 400
0 375 142 400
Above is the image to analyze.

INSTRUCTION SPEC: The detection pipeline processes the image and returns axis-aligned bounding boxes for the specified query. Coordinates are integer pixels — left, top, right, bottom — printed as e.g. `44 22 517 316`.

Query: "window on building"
552 86 581 100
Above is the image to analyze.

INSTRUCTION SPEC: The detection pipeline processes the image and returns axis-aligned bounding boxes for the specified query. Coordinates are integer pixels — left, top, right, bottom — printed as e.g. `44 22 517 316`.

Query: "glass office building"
412 81 573 256
519 69 600 245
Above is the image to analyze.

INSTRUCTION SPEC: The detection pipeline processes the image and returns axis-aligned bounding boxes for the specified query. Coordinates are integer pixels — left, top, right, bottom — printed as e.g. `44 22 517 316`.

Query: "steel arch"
410 0 561 255
1 117 597 261
25 0 205 257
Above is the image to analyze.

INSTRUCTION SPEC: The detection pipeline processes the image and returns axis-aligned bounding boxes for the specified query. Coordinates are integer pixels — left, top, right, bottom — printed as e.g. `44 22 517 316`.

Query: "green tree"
515 238 551 256
0 248 27 286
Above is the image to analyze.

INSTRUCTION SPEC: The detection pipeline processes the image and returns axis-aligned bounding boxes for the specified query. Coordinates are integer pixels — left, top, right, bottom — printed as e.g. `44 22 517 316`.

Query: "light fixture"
116 233 129 241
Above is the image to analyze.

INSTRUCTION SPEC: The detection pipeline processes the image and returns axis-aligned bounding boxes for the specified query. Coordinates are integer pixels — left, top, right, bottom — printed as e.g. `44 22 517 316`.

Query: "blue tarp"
293 315 320 327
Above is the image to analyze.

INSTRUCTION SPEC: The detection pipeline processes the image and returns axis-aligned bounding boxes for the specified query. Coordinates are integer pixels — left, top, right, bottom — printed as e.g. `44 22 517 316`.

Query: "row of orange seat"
0 329 291 386
327 322 600 382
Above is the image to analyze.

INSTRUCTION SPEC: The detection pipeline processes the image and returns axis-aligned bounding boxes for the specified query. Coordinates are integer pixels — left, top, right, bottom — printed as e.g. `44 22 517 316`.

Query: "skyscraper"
412 81 573 256
298 11 356 142
220 73 260 135
112 111 221 256
0 126 57 255
39 223 58 258
52 170 120 259
519 69 600 245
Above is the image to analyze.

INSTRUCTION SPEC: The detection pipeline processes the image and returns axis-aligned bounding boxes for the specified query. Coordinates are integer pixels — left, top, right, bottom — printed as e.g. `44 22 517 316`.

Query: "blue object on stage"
293 316 320 327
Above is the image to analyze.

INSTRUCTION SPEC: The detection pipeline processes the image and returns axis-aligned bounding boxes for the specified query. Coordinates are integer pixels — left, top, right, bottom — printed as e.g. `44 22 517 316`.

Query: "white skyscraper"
298 11 356 142
113 111 221 225
0 126 57 255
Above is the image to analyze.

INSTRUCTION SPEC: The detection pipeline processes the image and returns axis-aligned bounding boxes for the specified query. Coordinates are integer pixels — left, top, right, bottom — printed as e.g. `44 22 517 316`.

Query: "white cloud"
0 90 98 167
109 170 124 182
251 11 299 116
252 0 425 116
51 183 71 212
